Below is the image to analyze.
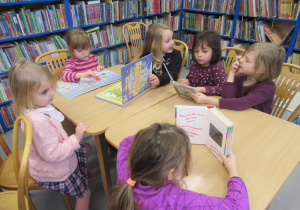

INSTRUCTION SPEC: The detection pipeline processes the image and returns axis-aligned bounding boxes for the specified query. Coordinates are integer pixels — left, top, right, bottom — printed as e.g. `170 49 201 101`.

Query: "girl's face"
238 51 258 77
161 30 174 55
193 42 212 67
32 79 55 108
73 48 90 61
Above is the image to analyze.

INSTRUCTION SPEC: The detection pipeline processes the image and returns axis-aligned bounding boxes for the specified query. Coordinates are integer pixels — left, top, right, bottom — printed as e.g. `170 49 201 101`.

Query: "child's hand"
97 65 104 71
178 78 190 85
75 122 90 142
220 151 240 178
231 56 241 74
82 70 96 79
149 74 160 86
195 87 206 94
190 92 207 104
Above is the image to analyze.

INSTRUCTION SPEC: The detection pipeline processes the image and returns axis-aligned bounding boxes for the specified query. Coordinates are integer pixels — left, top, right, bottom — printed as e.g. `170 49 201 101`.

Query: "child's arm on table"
190 92 219 106
75 70 96 79
220 151 240 178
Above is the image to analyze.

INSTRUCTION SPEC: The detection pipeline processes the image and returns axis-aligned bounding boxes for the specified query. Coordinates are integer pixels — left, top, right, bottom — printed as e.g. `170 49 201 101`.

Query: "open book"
56 70 121 99
163 63 196 98
175 105 234 163
96 54 152 106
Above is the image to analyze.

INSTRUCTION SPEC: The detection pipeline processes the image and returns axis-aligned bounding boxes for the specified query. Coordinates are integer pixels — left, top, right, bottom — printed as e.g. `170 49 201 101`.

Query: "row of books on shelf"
239 0 300 19
138 12 180 30
94 45 129 68
70 1 134 27
0 103 16 129
183 0 237 14
287 52 300 73
0 4 68 39
0 35 66 71
0 78 11 102
183 13 233 36
137 0 181 16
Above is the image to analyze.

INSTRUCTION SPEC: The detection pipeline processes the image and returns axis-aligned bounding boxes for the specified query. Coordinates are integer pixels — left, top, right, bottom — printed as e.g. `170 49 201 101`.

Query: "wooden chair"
0 116 72 209
173 39 188 81
122 22 148 63
35 49 69 78
287 104 300 122
221 47 245 76
272 63 300 120
0 116 32 210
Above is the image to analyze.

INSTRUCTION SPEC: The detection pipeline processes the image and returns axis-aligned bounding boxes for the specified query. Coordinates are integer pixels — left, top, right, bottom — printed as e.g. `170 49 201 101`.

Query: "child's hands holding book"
75 122 90 142
178 78 190 85
190 92 207 104
220 151 240 178
97 65 104 71
149 74 160 86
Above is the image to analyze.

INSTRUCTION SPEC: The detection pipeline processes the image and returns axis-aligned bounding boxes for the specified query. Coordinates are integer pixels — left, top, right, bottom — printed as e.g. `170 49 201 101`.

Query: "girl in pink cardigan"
8 60 93 210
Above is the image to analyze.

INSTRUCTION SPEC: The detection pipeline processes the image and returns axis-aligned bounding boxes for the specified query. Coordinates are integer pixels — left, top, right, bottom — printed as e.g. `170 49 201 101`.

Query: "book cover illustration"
171 81 196 98
175 105 234 163
96 53 152 106
56 69 121 99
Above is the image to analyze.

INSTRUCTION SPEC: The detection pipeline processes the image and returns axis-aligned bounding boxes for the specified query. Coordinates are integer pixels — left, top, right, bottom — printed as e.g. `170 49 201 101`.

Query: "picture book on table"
95 53 152 107
56 70 121 99
162 63 196 98
175 105 234 163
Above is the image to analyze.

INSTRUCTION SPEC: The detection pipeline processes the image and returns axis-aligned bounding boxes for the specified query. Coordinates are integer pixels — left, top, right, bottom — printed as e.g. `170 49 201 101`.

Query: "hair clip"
127 177 136 187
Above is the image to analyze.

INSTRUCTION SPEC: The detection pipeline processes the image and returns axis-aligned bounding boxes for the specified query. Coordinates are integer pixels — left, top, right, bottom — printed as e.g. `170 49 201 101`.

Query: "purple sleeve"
117 135 135 184
61 58 80 83
219 81 276 111
205 64 226 96
174 177 249 209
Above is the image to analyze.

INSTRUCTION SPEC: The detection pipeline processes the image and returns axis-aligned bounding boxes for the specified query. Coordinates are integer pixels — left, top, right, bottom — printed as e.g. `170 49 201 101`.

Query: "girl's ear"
167 168 175 180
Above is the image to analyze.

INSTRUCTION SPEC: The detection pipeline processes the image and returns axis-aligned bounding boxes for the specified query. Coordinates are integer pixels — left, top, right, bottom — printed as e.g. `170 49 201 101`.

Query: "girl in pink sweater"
62 27 104 82
8 60 93 210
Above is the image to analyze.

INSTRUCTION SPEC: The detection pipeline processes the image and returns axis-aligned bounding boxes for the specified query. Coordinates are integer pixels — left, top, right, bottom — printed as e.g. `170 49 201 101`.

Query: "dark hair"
191 31 221 65
110 123 191 210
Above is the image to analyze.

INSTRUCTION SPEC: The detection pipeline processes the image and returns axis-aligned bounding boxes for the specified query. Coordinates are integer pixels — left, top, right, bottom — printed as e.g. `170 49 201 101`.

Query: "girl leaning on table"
111 123 249 209
190 42 286 114
178 31 226 96
61 27 104 83
140 23 182 87
8 60 96 210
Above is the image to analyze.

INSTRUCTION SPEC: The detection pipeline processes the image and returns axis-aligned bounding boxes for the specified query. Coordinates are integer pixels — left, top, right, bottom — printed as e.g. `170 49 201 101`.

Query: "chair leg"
62 194 73 210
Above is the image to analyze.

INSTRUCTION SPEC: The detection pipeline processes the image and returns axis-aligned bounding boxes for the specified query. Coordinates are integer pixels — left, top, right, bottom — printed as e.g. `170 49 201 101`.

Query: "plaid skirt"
37 144 88 198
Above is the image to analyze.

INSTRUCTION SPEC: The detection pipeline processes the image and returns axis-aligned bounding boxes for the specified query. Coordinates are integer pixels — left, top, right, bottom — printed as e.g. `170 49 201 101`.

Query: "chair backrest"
0 134 11 166
272 63 300 119
173 39 188 81
35 49 69 78
122 22 148 63
12 116 32 210
221 47 245 76
287 104 300 122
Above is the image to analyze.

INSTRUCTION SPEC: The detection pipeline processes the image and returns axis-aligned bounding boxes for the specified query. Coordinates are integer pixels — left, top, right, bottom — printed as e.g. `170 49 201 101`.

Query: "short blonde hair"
66 27 91 55
8 60 57 116
142 23 173 62
245 42 286 82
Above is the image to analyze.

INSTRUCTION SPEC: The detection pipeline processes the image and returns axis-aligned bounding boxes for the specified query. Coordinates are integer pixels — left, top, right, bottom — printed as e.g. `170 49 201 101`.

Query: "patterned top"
219 74 276 114
186 62 226 96
117 135 250 210
61 54 98 83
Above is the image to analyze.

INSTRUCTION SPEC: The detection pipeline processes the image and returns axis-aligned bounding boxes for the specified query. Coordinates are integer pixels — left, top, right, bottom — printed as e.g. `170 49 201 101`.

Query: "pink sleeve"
61 59 80 83
29 113 80 163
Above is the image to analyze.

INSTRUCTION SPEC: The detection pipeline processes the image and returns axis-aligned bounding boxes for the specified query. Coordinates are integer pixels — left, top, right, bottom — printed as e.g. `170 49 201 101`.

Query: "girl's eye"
42 90 48 94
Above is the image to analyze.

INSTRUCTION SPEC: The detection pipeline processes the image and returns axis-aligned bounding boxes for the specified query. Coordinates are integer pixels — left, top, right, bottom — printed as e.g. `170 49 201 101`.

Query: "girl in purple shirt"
190 42 286 114
61 28 104 82
111 123 249 210
178 31 226 95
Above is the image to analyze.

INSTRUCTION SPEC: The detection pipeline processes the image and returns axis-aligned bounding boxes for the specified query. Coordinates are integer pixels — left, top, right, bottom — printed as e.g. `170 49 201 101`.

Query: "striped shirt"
61 54 98 82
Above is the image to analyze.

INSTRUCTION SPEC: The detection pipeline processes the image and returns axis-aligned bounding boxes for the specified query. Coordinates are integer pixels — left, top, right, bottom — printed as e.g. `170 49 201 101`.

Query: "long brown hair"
142 23 173 63
110 123 191 210
66 27 92 56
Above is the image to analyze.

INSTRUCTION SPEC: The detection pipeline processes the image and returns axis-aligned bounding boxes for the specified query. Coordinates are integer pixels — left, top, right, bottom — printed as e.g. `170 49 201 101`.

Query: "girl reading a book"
140 23 182 86
190 42 286 114
9 60 96 210
110 123 249 209
178 31 226 95
62 27 104 82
